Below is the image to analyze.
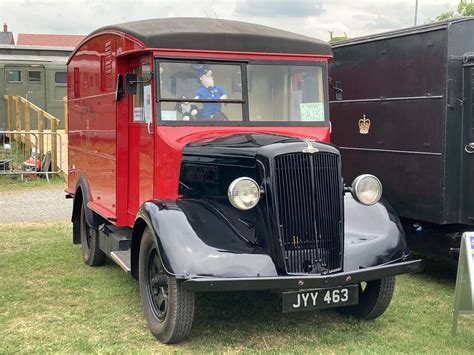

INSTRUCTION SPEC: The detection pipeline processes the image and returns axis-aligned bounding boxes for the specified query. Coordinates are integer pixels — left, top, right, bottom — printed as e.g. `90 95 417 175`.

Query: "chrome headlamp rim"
351 174 383 206
228 177 261 210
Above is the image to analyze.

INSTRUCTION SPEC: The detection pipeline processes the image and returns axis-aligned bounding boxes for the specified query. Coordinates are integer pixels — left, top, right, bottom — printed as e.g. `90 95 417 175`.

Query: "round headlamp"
228 177 261 210
351 174 382 206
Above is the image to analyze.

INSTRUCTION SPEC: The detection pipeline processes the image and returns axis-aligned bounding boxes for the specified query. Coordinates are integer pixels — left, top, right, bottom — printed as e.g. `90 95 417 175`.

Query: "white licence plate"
282 285 359 313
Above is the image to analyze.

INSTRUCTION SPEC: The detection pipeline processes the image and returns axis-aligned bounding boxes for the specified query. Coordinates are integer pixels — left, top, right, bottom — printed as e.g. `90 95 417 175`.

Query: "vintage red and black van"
66 18 422 343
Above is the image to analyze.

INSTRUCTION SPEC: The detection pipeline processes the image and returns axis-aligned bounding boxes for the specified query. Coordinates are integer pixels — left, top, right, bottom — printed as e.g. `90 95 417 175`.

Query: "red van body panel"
67 32 144 221
67 31 332 227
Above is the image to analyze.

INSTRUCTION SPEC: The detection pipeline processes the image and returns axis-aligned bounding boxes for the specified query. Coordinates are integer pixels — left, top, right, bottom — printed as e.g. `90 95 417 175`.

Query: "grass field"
1 222 474 353
0 175 65 192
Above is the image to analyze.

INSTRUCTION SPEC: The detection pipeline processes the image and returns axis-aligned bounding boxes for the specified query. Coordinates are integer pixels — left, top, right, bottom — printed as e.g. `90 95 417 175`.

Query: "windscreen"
156 60 327 124
247 65 325 122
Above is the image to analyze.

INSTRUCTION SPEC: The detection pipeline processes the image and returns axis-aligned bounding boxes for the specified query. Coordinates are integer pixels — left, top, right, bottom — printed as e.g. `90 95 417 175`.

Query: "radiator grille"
274 152 343 274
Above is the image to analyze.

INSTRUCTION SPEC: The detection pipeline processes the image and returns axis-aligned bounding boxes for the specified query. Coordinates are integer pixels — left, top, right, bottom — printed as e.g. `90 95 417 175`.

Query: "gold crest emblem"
302 139 319 154
358 115 371 134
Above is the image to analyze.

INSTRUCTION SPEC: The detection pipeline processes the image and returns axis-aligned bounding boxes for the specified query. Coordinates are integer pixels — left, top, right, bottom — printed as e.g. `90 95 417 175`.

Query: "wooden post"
15 96 21 143
24 101 31 154
7 96 13 139
63 96 68 133
51 119 58 172
38 110 44 159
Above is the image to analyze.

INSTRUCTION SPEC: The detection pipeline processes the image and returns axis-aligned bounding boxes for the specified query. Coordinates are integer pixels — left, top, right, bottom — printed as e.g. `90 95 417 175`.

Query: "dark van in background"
329 17 474 260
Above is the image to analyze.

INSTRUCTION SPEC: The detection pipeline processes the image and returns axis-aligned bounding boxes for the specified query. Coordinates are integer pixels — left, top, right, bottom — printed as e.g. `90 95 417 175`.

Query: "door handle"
465 143 474 154
147 120 153 135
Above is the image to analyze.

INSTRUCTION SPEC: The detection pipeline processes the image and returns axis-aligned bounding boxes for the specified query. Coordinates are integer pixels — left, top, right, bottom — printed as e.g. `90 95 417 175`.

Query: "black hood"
182 133 339 167
179 133 340 199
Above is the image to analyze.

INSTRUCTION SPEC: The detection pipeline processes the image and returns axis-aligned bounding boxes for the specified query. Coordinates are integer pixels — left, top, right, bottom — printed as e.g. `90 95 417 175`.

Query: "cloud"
0 0 460 44
0 0 225 36
373 15 405 30
235 0 324 18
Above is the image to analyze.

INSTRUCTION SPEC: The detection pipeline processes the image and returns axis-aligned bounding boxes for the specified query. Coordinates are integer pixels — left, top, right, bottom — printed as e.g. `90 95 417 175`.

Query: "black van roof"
88 17 332 56
332 16 474 48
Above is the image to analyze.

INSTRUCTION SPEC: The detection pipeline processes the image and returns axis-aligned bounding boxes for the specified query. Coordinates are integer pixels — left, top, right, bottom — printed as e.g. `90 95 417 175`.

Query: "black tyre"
139 228 195 344
80 202 106 266
338 276 395 320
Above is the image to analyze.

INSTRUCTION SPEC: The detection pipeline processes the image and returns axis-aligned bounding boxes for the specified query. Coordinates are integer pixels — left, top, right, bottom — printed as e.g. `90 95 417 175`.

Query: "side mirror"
125 73 137 95
115 74 124 101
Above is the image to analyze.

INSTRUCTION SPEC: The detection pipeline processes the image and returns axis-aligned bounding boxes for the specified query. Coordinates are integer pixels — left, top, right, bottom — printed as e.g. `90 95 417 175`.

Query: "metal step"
110 250 131 273
99 225 132 252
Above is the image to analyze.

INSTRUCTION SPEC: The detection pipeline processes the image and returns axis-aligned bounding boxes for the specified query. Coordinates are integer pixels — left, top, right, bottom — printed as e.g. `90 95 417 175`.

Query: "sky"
0 0 463 42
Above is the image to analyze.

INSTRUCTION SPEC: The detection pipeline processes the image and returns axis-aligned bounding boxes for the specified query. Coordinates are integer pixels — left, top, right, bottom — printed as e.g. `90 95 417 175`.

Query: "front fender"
135 199 278 278
344 195 409 271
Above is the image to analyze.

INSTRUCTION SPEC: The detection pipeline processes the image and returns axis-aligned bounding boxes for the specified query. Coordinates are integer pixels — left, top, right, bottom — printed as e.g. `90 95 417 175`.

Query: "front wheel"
139 228 195 344
338 276 396 320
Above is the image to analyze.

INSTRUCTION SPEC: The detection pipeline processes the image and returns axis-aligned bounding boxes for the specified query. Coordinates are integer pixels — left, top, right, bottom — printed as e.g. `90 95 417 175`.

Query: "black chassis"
130 134 423 294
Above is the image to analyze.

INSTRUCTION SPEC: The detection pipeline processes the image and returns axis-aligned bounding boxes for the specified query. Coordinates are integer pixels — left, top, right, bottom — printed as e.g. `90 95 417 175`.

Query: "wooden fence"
3 95 67 174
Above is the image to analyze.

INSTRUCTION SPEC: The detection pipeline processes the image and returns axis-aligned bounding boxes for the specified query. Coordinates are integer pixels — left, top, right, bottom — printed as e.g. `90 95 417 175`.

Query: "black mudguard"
71 176 108 244
136 195 409 278
72 176 107 228
344 195 409 271
135 200 278 278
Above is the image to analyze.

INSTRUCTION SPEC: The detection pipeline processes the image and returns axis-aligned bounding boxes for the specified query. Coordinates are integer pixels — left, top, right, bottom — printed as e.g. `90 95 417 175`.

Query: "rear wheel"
338 276 395 320
139 228 195 344
80 202 106 266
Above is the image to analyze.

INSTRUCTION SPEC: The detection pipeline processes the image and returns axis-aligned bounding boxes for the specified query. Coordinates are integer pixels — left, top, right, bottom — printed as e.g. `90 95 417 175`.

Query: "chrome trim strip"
330 95 443 104
339 146 442 156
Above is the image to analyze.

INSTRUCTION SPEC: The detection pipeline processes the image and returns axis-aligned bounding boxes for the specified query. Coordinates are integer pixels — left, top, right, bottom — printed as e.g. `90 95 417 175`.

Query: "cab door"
127 59 154 219
462 64 474 224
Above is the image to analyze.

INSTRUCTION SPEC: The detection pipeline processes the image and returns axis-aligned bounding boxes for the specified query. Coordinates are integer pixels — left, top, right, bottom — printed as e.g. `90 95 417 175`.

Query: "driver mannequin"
195 68 228 120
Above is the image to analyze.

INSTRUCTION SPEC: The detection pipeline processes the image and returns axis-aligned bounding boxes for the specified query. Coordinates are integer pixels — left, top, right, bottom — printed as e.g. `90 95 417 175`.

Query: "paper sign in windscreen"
300 102 325 122
133 107 143 122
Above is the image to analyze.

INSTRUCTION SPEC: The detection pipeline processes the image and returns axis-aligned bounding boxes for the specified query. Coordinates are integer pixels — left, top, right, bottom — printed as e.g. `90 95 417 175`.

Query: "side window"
7 70 21 82
28 71 42 82
132 64 152 123
55 72 67 84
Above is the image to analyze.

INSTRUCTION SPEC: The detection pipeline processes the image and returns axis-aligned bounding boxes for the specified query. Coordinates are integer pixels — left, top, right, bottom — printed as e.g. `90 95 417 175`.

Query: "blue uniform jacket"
196 85 226 117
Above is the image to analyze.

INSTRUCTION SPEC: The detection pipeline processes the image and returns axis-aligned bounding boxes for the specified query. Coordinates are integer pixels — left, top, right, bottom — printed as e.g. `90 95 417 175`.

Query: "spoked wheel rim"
146 247 169 322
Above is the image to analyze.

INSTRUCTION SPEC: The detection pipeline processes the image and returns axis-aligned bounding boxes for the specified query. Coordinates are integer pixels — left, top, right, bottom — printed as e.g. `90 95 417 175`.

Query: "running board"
99 224 132 251
110 250 131 273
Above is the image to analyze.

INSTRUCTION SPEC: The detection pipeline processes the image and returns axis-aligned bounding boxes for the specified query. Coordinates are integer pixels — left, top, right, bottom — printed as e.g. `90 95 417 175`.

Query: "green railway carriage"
0 44 72 130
